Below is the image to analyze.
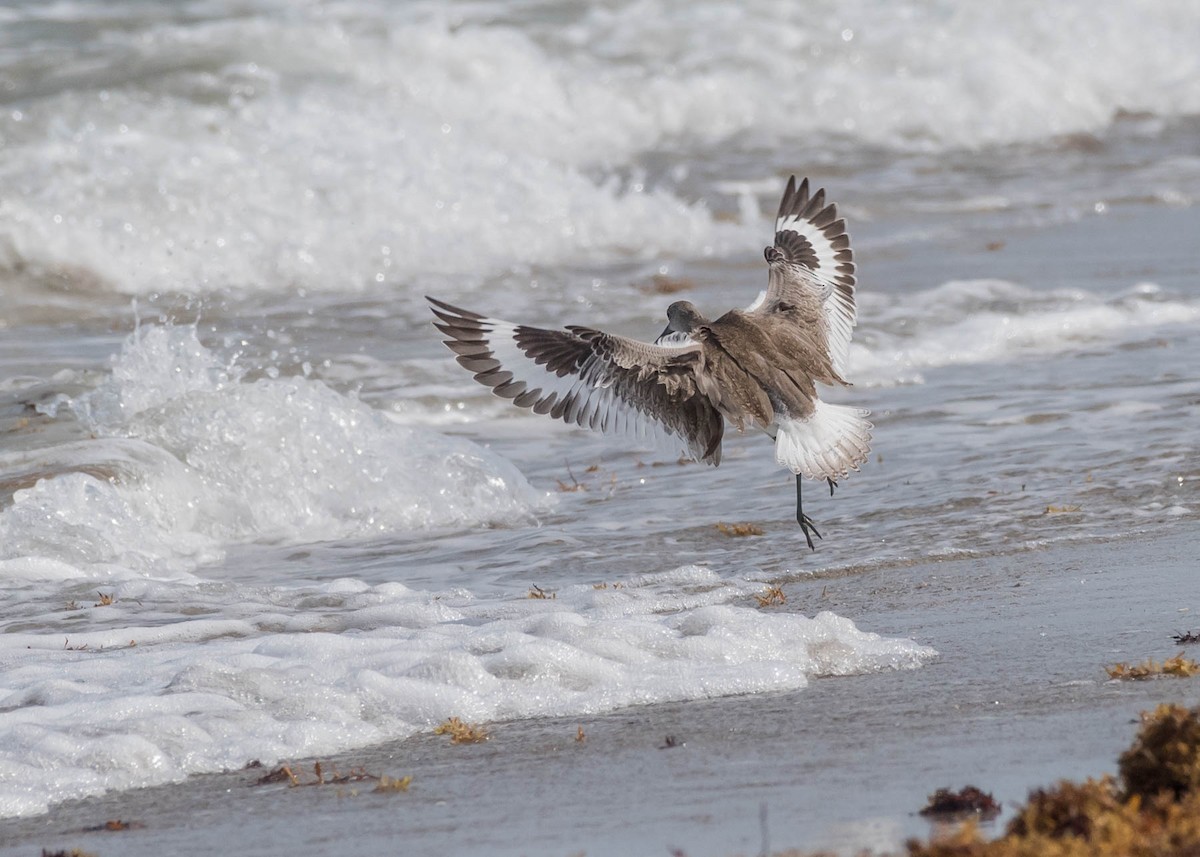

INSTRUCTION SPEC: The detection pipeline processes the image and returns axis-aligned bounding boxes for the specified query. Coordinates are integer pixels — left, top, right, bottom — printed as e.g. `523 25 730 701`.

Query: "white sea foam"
850 280 1200 385
0 566 936 818
0 325 546 578
1 0 1198 295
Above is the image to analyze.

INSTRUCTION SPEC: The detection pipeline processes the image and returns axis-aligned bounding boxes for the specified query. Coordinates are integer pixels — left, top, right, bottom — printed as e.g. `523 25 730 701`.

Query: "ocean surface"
1 0 1198 822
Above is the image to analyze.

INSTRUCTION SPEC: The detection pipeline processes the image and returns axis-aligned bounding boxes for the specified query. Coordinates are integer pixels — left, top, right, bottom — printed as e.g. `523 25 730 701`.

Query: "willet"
428 175 872 549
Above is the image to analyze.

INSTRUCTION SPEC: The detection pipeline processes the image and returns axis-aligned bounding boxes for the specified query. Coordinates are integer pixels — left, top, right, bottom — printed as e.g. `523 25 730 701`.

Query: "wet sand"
3 528 1197 857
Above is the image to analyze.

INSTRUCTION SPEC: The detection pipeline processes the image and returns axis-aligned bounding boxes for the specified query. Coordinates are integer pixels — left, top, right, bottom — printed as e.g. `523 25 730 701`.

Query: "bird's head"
661 301 706 339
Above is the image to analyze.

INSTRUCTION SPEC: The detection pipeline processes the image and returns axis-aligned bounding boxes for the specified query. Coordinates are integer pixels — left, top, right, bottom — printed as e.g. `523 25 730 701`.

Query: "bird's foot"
827 477 838 497
797 511 823 551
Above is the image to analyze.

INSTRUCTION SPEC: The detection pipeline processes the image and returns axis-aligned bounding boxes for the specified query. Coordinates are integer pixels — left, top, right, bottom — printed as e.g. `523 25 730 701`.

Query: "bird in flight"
428 175 871 549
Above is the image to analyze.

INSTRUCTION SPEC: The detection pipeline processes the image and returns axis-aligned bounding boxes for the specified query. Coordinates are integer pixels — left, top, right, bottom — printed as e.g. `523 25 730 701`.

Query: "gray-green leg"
796 474 822 551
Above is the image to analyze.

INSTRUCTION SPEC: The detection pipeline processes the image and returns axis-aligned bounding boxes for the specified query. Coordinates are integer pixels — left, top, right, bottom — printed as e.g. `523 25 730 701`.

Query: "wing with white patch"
754 175 858 377
427 297 724 464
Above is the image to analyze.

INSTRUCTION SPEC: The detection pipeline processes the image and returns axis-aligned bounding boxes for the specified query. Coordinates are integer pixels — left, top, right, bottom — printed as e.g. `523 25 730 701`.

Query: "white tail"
775 401 873 480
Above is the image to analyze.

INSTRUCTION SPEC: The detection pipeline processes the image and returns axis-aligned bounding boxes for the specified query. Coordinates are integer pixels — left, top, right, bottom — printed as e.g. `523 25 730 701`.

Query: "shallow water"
1 0 1198 824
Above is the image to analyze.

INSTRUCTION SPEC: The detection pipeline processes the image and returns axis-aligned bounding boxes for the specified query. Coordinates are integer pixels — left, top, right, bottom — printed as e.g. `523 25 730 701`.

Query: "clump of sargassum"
1105 653 1200 679
716 521 764 537
252 760 411 793
756 585 787 608
919 786 1002 820
903 702 1200 856
433 716 489 744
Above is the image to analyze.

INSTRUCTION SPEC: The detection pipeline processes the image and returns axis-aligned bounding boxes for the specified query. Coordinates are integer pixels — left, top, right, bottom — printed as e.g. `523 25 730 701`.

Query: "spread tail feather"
775 401 872 480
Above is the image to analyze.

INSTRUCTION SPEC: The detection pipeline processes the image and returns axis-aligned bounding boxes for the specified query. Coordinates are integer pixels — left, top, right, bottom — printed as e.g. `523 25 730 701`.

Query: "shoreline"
3 528 1197 857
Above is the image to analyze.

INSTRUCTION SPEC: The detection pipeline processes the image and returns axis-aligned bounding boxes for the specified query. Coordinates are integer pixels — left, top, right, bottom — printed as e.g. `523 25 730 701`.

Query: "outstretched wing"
750 175 857 377
427 298 724 464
